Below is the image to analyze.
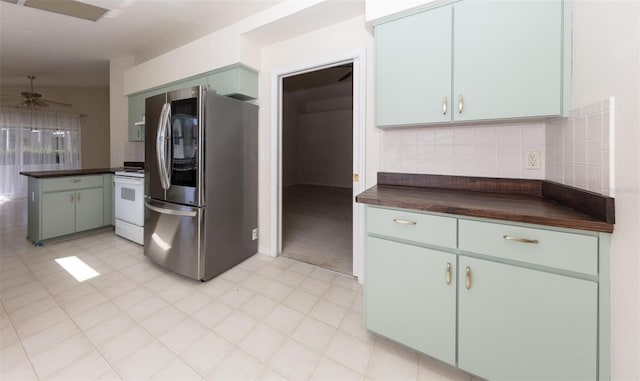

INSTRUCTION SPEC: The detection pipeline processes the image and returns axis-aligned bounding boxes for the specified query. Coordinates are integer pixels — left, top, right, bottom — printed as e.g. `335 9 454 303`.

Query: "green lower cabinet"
458 256 597 381
42 191 76 240
366 236 456 365
75 187 104 232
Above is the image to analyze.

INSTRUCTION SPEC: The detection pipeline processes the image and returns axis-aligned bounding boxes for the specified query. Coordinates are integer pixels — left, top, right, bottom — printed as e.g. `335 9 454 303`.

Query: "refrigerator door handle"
156 103 172 190
144 200 197 217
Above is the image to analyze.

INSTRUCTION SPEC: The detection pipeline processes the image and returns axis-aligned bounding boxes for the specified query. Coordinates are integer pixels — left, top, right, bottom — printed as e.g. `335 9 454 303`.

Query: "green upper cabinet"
128 93 146 141
374 0 570 127
127 64 258 141
453 1 564 121
207 65 258 100
375 4 452 126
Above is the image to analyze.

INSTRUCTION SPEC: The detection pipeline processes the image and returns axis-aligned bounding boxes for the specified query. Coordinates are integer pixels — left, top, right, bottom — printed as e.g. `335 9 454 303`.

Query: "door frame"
269 49 366 282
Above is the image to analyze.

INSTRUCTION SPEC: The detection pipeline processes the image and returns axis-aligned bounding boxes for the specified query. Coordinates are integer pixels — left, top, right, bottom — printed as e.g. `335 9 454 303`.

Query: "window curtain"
0 107 81 200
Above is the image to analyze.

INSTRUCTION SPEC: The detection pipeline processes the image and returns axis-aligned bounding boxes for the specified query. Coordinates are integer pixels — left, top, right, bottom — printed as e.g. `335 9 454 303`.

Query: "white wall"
283 81 353 188
297 109 353 188
258 15 377 254
571 1 640 379
365 0 435 23
109 56 135 167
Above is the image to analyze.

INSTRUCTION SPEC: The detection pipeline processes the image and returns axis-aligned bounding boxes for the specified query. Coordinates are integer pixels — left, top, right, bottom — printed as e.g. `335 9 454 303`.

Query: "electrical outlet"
524 151 541 169
252 228 258 241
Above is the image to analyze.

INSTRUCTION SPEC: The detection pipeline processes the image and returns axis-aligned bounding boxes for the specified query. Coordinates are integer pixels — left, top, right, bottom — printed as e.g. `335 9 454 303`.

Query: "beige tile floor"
0 198 472 381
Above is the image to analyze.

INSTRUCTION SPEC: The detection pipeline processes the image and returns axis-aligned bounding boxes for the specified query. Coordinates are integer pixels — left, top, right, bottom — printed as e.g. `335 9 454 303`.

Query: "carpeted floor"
281 184 352 275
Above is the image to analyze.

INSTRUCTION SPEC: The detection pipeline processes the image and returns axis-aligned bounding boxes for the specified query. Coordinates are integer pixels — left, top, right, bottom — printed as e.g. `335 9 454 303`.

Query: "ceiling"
0 0 282 88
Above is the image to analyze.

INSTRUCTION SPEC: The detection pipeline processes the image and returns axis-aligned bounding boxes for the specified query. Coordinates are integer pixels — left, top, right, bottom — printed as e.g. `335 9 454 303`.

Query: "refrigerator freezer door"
145 92 169 201
144 198 204 280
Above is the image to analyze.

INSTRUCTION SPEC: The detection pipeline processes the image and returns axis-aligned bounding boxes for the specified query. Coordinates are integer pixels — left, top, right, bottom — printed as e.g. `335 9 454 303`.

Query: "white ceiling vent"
2 0 109 22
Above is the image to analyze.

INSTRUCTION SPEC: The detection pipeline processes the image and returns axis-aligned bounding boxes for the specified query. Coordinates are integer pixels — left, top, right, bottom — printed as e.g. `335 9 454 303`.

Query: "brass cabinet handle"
446 263 451 285
465 267 471 289
69 179 81 183
76 192 80 203
503 235 539 244
393 219 416 225
442 97 448 115
70 193 74 203
458 95 464 114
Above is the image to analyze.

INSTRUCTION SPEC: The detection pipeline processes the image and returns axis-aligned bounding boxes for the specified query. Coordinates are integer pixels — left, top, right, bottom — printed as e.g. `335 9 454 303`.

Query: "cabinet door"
375 5 452 127
458 256 597 381
207 67 258 100
128 94 145 141
75 187 104 232
453 1 563 121
42 191 76 240
366 236 456 365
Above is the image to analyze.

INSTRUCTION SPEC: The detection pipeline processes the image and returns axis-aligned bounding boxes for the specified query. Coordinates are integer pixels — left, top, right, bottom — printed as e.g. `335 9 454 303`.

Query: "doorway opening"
279 64 354 275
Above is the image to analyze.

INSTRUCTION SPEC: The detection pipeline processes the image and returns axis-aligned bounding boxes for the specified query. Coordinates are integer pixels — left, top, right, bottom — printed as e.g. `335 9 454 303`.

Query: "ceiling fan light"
23 0 109 22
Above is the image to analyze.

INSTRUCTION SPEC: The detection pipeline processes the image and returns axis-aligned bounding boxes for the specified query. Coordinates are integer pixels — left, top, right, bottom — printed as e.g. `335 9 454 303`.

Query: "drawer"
459 220 597 275
367 207 457 249
42 175 104 192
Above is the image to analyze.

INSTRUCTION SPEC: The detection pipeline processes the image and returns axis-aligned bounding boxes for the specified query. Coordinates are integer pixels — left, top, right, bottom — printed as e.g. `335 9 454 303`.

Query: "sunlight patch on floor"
54 256 100 282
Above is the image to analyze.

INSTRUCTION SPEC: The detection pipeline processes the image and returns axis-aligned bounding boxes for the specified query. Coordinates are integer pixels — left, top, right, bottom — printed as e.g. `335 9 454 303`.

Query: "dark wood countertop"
20 168 122 178
356 173 615 233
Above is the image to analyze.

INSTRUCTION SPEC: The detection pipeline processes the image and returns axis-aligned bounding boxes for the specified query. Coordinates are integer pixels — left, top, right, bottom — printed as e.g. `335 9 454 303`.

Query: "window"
0 108 81 199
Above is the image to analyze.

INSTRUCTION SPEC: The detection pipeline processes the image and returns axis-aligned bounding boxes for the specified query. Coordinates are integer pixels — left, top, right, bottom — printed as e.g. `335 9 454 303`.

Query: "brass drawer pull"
393 219 416 225
503 235 539 244
446 263 451 285
69 179 81 183
465 267 471 289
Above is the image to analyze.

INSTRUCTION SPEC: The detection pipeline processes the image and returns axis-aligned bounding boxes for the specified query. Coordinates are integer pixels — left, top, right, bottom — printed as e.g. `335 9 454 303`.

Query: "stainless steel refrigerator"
144 86 258 281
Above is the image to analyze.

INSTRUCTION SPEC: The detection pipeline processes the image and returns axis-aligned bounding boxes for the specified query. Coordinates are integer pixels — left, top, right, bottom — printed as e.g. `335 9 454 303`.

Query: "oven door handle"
145 200 197 217
114 177 144 185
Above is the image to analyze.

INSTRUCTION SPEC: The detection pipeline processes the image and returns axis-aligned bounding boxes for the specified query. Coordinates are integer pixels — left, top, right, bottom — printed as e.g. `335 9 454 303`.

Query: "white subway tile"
574 117 587 141
587 167 602 193
435 128 454 145
496 125 520 146
586 114 602 140
416 129 436 145
587 141 602 166
496 161 521 179
435 145 454 160
521 124 545 147
474 126 496 145
581 101 602 116
602 112 610 150
574 165 587 189
454 127 474 145
563 164 574 186
574 140 587 165
416 145 435 161
562 119 574 142
400 129 418 146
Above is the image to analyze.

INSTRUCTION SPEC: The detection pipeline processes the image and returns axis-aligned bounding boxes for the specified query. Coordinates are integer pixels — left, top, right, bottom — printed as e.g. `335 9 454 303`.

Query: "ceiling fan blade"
1 94 25 100
338 71 353 81
41 98 72 107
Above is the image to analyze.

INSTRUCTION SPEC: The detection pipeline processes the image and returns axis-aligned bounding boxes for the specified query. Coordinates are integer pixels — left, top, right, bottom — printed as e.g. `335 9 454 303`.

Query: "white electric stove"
114 167 145 244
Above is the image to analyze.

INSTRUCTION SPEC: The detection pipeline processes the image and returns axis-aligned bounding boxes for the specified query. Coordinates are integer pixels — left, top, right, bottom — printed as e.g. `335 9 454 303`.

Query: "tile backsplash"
546 98 613 196
124 141 144 162
380 122 546 179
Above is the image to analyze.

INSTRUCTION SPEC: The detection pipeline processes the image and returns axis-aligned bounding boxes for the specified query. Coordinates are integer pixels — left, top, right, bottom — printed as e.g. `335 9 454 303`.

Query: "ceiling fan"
1 75 72 108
